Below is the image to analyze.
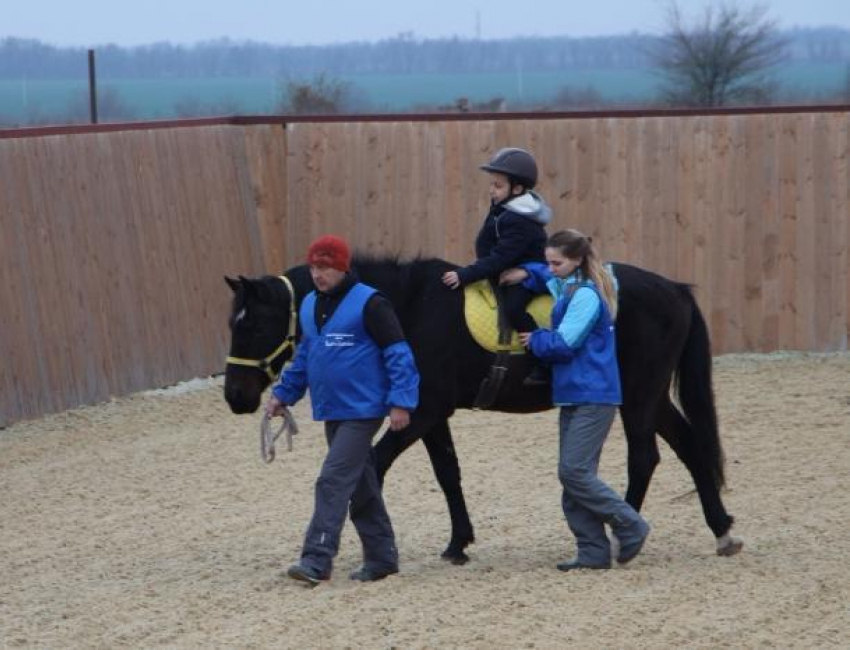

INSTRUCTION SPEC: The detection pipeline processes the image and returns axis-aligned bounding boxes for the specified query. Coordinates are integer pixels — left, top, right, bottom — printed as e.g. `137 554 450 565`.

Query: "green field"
0 62 846 125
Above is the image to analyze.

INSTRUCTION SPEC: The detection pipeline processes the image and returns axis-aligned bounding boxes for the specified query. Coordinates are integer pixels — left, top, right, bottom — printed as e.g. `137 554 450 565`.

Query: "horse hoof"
441 550 470 565
716 534 744 556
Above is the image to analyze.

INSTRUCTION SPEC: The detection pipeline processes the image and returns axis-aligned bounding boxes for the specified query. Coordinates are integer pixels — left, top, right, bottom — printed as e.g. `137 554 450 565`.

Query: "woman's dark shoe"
349 566 399 582
556 559 611 572
286 563 328 586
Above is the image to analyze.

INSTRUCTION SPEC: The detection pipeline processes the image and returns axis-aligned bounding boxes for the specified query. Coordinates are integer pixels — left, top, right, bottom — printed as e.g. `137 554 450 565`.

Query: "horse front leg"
373 419 423 485
421 419 475 565
619 406 662 512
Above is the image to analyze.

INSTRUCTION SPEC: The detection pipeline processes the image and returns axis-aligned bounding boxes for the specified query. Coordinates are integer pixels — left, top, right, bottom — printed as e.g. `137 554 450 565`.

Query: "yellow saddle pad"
463 280 553 354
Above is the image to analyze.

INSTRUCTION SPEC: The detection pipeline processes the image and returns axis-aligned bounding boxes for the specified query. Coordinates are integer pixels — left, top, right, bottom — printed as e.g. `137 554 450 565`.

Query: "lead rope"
260 407 299 463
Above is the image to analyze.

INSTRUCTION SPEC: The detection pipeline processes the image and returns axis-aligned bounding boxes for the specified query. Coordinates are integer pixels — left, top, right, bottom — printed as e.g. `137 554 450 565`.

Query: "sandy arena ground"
1 352 848 649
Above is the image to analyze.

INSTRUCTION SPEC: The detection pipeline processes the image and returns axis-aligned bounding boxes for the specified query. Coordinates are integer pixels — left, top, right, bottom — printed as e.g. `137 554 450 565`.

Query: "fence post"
88 49 98 124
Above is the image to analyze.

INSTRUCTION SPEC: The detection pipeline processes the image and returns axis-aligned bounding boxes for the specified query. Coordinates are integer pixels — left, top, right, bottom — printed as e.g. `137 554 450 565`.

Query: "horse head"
223 275 298 414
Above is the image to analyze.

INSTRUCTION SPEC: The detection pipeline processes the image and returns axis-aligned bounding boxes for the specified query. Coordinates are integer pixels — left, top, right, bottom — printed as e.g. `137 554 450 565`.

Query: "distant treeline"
1 28 849 79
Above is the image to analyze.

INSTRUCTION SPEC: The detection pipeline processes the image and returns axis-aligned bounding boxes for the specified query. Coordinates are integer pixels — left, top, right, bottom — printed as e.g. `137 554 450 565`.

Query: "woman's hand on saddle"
441 271 461 289
389 407 411 431
499 267 529 286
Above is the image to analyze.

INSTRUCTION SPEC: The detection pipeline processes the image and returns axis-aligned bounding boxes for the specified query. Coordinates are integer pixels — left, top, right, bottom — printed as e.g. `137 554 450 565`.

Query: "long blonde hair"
546 229 617 319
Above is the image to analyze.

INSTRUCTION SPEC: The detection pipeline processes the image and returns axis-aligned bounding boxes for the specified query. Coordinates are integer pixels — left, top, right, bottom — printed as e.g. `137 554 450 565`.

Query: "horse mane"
349 253 457 312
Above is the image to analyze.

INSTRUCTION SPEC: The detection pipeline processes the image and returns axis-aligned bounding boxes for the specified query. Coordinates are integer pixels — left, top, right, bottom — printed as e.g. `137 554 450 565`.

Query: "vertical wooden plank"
824 112 848 350
795 114 817 350
602 117 620 265
104 131 153 390
404 122 430 258
422 120 448 259
545 118 568 235
22 135 76 415
623 117 644 268
811 114 834 350
839 113 850 350
244 124 289 273
590 117 611 252
67 132 120 400
707 115 729 352
0 138 41 423
572 118 595 237
741 115 765 350
376 121 397 254
389 122 413 257
776 114 799 350
462 119 493 262
754 115 781 351
728 116 748 352
442 120 467 262
689 115 711 324
675 116 696 285
657 116 675 277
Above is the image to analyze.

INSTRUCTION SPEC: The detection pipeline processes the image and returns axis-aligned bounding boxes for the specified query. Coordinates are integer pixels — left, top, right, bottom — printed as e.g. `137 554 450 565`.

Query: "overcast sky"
4 0 850 47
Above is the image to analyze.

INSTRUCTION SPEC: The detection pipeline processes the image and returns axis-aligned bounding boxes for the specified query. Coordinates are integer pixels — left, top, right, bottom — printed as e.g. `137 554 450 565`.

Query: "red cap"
306 235 351 272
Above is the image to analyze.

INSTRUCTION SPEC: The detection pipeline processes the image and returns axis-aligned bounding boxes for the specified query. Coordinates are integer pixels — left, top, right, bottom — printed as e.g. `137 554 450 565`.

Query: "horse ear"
224 276 240 292
237 275 256 296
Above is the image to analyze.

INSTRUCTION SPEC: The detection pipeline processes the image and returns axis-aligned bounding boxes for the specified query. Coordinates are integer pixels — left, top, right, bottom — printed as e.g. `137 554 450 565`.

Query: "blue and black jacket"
272 277 419 421
456 191 552 286
525 267 621 406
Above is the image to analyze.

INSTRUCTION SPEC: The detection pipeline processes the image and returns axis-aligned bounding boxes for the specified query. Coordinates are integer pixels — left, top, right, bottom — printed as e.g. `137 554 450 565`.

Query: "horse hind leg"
422 419 475 565
655 399 743 556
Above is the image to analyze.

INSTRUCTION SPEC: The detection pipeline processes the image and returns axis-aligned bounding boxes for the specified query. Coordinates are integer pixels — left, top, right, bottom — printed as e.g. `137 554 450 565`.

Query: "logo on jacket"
325 333 355 347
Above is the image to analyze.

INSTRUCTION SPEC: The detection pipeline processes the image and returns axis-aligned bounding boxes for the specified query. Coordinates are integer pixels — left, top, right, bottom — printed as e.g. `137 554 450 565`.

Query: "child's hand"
442 271 461 289
499 268 529 285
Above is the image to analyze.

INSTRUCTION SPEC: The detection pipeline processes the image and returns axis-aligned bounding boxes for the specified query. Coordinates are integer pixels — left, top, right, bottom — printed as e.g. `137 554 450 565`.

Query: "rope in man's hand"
260 408 299 463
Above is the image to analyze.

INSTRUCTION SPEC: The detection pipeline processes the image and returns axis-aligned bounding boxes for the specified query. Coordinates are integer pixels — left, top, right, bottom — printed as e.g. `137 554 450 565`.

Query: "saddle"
463 280 552 354
463 280 552 409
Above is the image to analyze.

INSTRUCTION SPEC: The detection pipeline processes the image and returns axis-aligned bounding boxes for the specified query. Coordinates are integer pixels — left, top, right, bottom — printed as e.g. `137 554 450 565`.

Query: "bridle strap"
226 275 299 381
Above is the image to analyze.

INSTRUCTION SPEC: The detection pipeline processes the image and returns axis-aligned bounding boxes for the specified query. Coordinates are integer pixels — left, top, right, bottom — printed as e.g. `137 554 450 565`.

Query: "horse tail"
674 289 725 489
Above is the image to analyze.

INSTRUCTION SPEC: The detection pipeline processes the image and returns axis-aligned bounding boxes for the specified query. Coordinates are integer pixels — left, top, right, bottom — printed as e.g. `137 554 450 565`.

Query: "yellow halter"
225 275 298 381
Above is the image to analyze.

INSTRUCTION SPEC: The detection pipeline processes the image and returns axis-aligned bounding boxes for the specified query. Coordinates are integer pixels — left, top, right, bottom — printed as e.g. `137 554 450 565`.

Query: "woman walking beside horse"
511 229 651 570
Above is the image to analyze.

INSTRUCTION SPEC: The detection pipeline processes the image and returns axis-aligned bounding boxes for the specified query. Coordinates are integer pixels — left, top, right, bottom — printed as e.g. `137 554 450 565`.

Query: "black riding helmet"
479 147 538 190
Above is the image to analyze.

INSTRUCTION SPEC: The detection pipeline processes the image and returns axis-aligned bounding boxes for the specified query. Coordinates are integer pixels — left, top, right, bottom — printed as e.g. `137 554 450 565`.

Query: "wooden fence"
1 107 848 426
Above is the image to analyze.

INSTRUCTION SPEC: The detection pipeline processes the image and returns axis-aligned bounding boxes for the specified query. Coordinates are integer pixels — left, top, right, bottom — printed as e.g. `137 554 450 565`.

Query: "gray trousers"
300 418 398 576
558 404 648 565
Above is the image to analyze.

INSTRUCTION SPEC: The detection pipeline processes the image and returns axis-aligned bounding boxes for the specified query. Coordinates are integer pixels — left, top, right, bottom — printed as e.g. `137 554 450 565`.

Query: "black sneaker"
556 559 611 572
349 566 399 582
286 563 328 586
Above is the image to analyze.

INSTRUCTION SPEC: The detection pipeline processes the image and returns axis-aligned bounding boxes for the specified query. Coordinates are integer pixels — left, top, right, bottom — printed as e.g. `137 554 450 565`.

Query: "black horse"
223 256 743 562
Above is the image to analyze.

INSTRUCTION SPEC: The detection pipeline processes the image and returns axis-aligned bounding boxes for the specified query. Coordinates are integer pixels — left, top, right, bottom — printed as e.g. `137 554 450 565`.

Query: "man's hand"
441 271 461 289
264 395 286 418
388 407 411 431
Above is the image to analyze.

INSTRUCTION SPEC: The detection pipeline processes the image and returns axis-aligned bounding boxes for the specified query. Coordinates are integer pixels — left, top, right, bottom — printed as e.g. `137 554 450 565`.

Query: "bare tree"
276 73 366 115
653 2 788 107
